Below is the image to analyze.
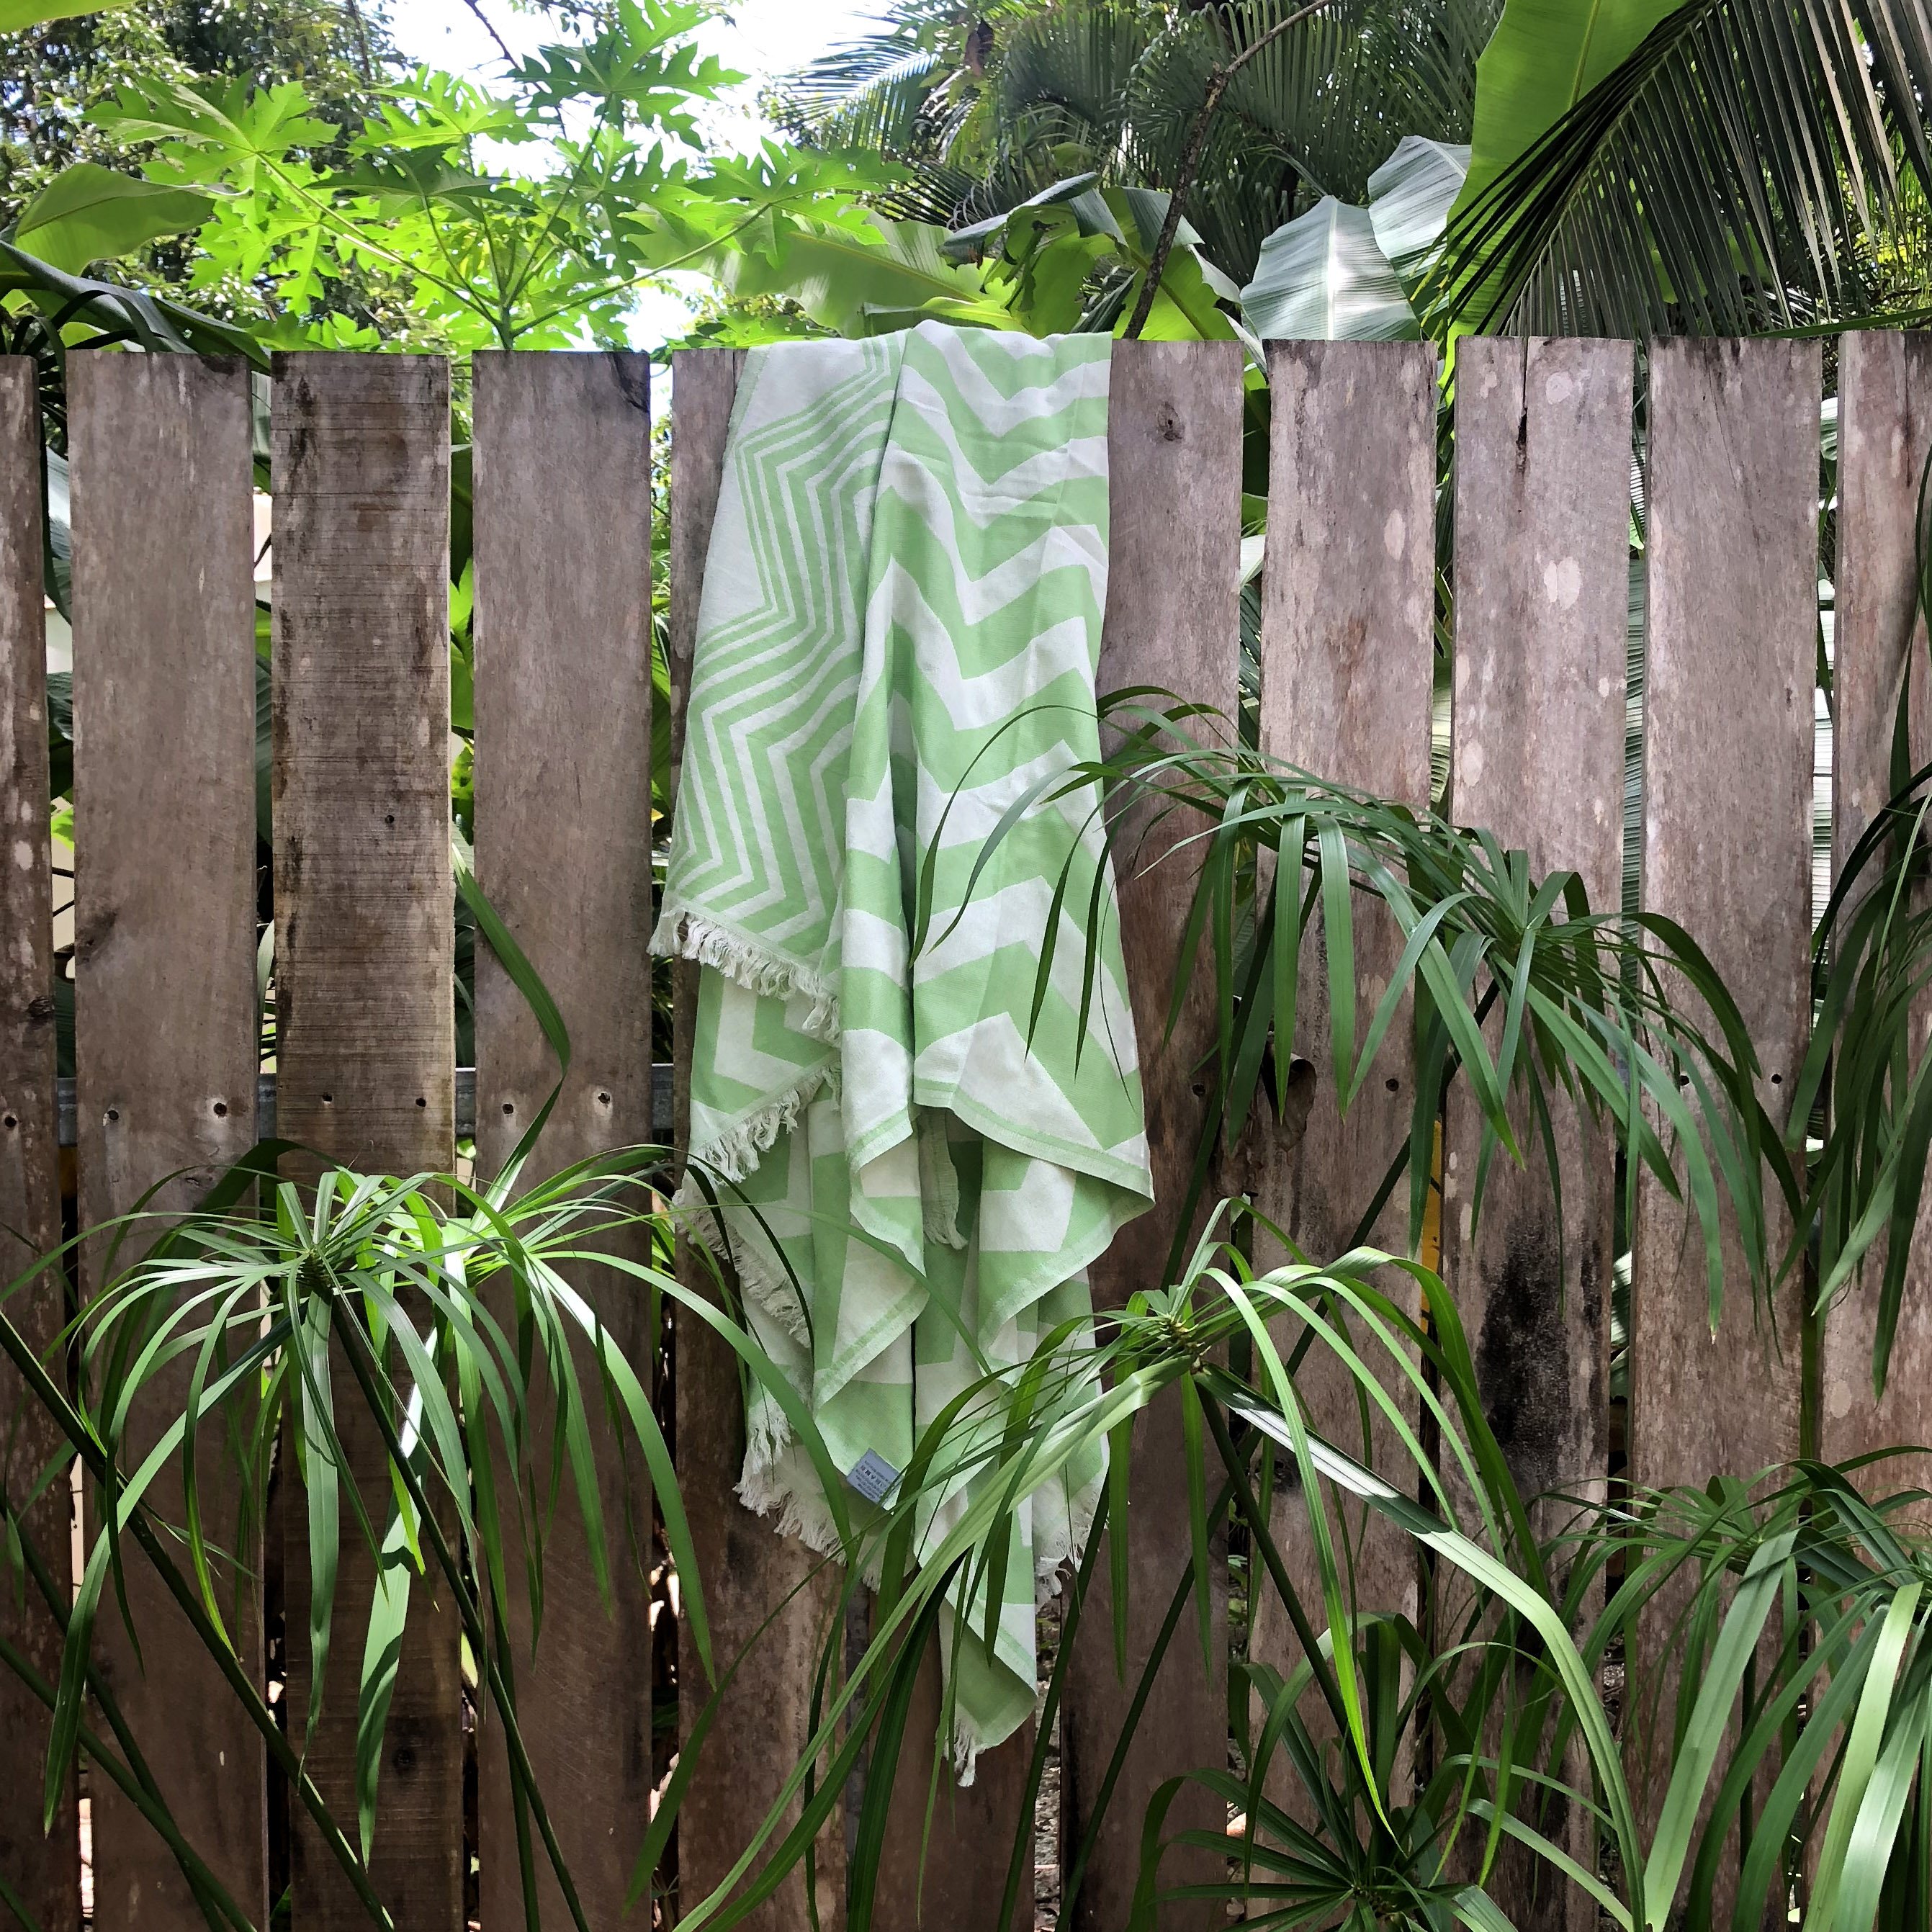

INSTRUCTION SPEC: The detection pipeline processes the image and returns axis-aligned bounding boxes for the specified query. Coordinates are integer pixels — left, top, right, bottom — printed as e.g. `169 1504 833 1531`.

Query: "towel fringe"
948 1711 992 1788
738 1429 855 1566
655 904 840 1043
737 1426 1103 1793
732 1230 815 1347
1034 1474 1102 1602
678 1061 832 1189
737 1466 844 1558
737 1462 997 1790
670 1162 819 1345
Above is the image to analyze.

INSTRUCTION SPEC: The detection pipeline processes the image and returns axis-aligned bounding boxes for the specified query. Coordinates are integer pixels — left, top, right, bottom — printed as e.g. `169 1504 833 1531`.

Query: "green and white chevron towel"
654 323 1153 1772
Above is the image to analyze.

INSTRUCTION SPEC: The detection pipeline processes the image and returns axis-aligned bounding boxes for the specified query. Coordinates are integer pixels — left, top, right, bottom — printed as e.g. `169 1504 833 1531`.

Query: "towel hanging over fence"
655 323 1152 1772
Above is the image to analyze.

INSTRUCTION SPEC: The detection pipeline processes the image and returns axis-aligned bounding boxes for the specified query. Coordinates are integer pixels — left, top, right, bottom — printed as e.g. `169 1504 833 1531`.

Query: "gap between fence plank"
0 356 76 1932
668 346 848 1932
1629 336 1817 1931
1823 330 1932 1499
471 348 659 1931
1443 335 1632 1932
1058 337 1243 1932
1245 339 1438 1856
271 352 461 1931
69 352 266 1932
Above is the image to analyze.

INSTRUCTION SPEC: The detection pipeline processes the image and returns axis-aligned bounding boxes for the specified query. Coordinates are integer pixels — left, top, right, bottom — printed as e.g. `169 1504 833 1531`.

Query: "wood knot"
73 906 117 962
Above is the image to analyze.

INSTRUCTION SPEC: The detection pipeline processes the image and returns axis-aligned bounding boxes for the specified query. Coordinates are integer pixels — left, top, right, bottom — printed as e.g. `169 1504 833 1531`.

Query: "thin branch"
0 1295 397 1930
0 1631 253 1932
324 1282 596 1932
1123 0 1338 341
0 1496 256 1932
253 150 485 312
1201 1391 1352 1735
511 202 807 337
341 0 377 90
495 94 626 325
462 0 517 68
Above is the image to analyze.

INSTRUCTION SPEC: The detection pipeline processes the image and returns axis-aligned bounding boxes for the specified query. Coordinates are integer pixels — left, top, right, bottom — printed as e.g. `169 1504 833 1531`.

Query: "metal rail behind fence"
49 1067 676 1148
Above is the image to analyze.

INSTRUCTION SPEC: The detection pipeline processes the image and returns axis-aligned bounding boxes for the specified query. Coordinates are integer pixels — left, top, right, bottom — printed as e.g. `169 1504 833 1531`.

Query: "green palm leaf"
1426 0 1932 334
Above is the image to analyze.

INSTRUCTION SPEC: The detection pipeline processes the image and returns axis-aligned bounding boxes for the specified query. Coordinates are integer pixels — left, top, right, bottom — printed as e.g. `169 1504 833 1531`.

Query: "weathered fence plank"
668 347 846 1931
1059 337 1243 1932
69 353 265 1932
1246 340 1438 1812
1444 336 1632 1931
878 1645 1035 1929
0 359 74 1931
9 327 1902 1932
1823 331 1932 1496
1629 338 1817 1910
471 349 658 1928
271 353 460 1928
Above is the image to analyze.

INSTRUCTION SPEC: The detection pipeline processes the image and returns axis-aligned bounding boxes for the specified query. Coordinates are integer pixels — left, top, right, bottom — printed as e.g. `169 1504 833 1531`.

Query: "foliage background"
1 0 413 334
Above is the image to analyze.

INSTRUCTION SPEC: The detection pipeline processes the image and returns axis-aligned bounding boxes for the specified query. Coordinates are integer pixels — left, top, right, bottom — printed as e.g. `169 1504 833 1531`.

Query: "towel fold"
655 322 1152 1772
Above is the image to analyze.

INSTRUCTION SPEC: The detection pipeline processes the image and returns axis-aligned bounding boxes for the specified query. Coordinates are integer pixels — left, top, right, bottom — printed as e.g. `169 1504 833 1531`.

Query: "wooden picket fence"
0 332 1924 1931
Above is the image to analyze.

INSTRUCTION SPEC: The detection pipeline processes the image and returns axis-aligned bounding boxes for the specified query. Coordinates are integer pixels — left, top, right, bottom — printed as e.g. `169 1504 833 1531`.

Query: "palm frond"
1119 0 1494 284
1426 0 1932 336
771 36 948 156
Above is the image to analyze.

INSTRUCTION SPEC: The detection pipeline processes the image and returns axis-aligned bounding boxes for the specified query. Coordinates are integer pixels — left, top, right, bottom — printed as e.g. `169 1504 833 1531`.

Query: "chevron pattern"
655 324 1151 1772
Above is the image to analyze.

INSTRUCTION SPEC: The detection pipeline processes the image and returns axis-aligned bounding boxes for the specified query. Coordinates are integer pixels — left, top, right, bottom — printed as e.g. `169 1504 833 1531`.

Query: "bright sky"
387 0 883 94
383 0 886 346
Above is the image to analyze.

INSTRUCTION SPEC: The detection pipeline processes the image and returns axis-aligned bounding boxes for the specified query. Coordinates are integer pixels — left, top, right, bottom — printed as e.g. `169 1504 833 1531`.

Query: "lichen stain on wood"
1472 1211 1587 1504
